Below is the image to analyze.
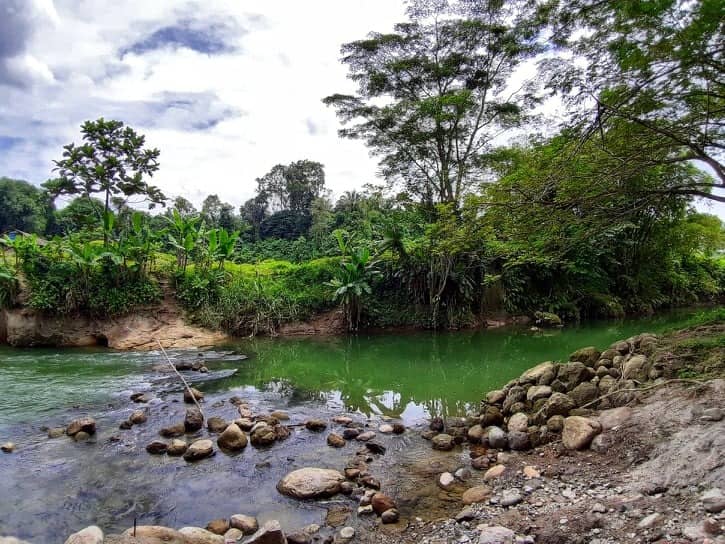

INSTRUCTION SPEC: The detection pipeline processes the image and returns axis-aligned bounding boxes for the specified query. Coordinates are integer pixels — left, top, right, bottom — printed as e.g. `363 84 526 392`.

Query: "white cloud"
0 0 722 220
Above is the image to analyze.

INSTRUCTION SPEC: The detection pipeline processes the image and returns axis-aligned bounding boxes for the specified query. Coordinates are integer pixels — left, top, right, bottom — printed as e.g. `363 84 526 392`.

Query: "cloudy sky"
0 0 723 218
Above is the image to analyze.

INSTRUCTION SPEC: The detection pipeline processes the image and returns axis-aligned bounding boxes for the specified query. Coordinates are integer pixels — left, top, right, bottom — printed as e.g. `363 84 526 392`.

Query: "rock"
273 425 290 441
526 385 552 403
205 519 230 535
569 347 601 367
520 361 556 384
484 465 506 481
178 527 225 544
430 417 445 432
338 527 355 541
206 417 228 433
507 412 529 433
480 405 504 427
501 488 522 506
558 362 594 390
130 392 150 403
355 431 376 442
217 423 247 451
462 485 492 504
286 532 310 544
342 428 360 440
378 424 394 433
235 418 254 431
224 528 243 542
184 407 204 432
357 505 374 516
431 433 455 451
587 431 612 452
701 407 723 421
597 406 633 430
467 424 485 443
250 425 276 447
701 488 725 513
64 525 104 544
244 521 286 544
523 466 540 478
183 387 205 404
73 431 91 441
1 442 15 453
270 410 289 421
439 472 456 490
230 514 258 535
486 390 506 405
167 439 188 456
0 539 33 544
547 415 565 433
332 415 353 424
502 386 526 415
372 493 397 514
119 420 133 430
145 440 168 454
472 456 490 470
277 467 344 499
121 526 188 543
623 354 649 381
534 311 562 327
562 416 601 450
637 513 661 529
507 431 530 451
487 426 507 449
381 509 399 524
455 467 472 481
305 419 327 431
569 382 599 408
392 423 406 434
365 441 386 455
48 427 66 438
66 417 96 436
327 433 346 448
183 439 214 461
541 393 576 419
477 525 515 544
160 422 186 438
129 410 147 425
455 507 476 521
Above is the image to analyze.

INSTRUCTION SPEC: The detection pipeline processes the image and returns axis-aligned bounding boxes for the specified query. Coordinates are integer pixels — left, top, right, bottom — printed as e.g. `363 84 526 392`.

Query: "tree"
0 177 54 234
545 0 725 201
201 194 239 231
255 160 326 213
171 196 197 217
45 118 166 244
324 0 544 207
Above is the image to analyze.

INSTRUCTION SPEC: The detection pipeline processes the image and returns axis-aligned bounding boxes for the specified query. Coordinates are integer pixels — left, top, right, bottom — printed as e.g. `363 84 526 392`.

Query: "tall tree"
545 0 725 201
0 178 54 234
324 0 544 207
45 118 166 244
255 160 326 213
201 194 239 231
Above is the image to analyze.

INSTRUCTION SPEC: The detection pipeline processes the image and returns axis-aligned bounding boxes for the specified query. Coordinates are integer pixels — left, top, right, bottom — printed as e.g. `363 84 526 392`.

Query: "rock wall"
0 307 226 350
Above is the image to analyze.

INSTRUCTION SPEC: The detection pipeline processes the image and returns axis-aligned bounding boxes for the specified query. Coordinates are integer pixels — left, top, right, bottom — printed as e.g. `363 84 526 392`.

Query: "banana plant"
165 209 201 273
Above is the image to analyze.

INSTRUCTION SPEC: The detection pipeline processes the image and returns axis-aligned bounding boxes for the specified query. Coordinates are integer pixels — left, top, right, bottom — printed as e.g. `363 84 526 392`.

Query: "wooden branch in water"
155 338 205 419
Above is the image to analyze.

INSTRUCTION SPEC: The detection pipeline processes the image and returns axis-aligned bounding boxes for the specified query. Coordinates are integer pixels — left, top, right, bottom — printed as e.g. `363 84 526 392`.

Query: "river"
0 309 713 542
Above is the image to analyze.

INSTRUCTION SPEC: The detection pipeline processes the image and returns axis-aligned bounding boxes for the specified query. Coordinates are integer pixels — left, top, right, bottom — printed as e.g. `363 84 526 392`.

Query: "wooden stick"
580 378 708 410
155 338 205 419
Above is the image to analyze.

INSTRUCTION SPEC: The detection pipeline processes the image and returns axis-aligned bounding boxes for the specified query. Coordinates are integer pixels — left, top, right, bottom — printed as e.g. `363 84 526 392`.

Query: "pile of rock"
427 333 662 453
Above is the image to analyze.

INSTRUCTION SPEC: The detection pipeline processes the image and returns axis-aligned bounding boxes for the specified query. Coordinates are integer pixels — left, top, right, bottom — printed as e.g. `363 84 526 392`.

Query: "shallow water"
0 308 714 542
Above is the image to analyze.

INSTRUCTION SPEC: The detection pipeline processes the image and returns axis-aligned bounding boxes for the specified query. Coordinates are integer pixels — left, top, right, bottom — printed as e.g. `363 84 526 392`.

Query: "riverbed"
0 309 712 542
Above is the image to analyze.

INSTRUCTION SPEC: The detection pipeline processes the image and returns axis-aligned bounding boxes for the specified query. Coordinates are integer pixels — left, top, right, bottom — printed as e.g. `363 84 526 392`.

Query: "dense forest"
1 0 723 334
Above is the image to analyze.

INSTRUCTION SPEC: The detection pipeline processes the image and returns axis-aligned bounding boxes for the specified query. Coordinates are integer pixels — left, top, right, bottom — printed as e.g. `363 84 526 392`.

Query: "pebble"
637 513 661 528
339 527 355 540
379 424 394 433
500 489 522 507
1 442 15 453
381 508 399 524
439 472 456 490
484 465 506 481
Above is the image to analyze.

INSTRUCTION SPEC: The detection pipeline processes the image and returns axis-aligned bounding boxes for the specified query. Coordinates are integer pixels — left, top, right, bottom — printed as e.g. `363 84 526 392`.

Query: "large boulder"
569 347 601 367
206 417 228 433
230 515 258 535
562 416 601 450
183 439 214 461
507 431 530 451
526 385 552 403
487 426 507 449
250 425 277 447
371 493 397 515
217 423 247 451
66 417 96 437
277 468 345 499
506 412 529 433
501 386 526 415
480 406 504 427
64 526 103 544
183 387 204 404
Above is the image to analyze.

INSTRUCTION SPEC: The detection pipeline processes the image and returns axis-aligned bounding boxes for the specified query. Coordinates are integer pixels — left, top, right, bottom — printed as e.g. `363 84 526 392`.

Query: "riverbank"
0 313 722 543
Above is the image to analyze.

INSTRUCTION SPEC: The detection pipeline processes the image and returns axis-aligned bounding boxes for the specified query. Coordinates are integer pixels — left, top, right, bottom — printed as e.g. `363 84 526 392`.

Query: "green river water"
0 308 716 542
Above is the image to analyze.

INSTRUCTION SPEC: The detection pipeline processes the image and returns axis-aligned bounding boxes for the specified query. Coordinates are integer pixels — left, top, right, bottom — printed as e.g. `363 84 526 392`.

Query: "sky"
0 0 723 219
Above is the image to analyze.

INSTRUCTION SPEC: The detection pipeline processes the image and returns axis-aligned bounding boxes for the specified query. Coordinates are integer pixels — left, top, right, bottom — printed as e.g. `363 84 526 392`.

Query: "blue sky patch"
122 19 237 56
0 136 22 150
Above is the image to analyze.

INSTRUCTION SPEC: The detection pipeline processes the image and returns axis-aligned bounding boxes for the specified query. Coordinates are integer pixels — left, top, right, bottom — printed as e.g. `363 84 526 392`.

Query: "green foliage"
0 178 55 234
0 263 19 309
